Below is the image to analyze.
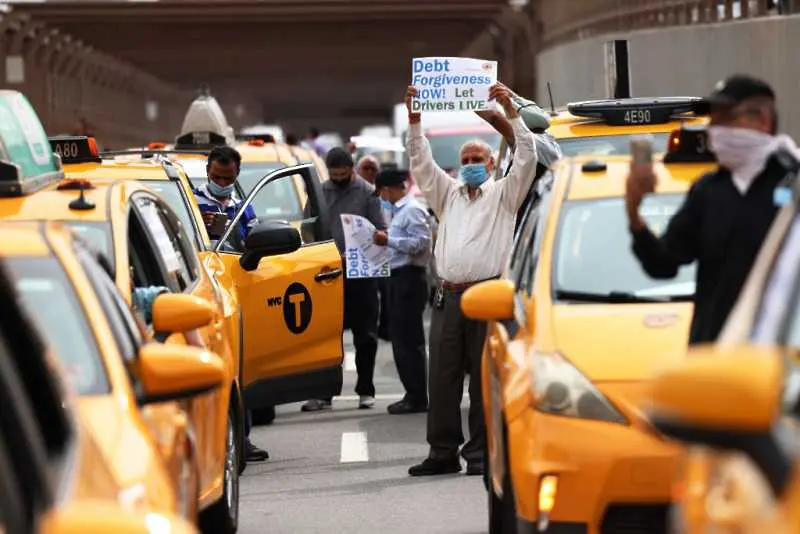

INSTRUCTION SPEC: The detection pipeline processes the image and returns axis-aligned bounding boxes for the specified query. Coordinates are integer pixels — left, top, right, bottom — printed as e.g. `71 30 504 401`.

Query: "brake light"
248 139 265 147
667 129 681 152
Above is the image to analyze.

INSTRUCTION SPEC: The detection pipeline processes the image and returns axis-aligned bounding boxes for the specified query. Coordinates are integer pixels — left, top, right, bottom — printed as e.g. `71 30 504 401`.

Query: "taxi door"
216 164 344 409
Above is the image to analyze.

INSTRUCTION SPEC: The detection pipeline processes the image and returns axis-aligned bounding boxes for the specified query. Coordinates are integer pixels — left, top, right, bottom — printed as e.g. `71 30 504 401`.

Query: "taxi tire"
489 424 517 534
251 405 276 426
200 410 240 534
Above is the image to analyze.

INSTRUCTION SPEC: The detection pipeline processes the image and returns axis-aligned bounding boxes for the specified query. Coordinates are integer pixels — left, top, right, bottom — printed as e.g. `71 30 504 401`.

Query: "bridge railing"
539 0 797 49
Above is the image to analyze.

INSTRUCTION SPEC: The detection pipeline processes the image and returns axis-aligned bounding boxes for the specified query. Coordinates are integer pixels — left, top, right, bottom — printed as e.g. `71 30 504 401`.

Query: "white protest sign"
341 214 391 279
411 57 498 113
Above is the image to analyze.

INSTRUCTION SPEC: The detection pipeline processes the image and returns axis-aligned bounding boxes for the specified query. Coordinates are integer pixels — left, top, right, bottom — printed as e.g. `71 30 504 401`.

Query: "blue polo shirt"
192 183 258 243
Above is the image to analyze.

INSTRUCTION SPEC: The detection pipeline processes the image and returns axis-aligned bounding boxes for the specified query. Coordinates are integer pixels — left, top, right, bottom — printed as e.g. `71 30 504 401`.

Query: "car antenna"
69 182 95 211
547 82 558 117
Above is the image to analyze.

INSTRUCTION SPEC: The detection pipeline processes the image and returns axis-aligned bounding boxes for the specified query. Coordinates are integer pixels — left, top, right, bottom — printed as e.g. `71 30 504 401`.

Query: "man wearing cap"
373 169 432 414
301 147 387 412
626 74 800 345
403 82 538 477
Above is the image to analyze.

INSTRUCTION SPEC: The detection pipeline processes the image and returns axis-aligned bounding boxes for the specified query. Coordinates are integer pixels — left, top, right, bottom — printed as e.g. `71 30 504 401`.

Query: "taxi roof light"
247 139 266 147
147 141 167 150
662 124 717 164
567 97 706 127
57 178 95 191
48 136 102 164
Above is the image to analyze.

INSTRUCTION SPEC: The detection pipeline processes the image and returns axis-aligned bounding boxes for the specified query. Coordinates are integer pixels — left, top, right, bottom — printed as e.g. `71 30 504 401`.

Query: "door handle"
315 268 343 282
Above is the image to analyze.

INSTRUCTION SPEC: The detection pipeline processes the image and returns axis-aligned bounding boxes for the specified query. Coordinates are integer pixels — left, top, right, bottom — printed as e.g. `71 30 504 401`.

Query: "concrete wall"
537 14 800 138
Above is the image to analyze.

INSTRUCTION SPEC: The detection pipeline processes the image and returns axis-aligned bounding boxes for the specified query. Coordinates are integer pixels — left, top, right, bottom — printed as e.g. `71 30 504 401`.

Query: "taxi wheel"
251 406 276 426
200 410 240 534
489 425 517 534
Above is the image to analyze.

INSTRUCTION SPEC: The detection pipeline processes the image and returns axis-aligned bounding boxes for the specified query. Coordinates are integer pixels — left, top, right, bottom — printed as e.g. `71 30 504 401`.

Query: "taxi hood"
552 302 693 382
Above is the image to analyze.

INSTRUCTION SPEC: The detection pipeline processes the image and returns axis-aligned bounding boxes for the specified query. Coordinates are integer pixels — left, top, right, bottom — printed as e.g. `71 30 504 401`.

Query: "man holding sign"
405 78 538 477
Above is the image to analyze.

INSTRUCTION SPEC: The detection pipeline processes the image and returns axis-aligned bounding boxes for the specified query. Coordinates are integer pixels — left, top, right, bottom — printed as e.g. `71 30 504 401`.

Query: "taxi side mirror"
461 279 516 321
240 219 301 271
136 342 225 405
151 293 214 333
41 500 199 534
648 344 791 497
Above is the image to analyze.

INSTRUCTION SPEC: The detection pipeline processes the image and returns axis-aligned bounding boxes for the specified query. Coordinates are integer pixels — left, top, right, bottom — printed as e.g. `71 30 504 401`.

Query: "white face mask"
708 125 784 194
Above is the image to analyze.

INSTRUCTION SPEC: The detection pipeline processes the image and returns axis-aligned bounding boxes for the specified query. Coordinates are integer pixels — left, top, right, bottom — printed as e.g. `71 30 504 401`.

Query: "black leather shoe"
246 441 269 462
408 457 461 477
465 460 484 476
387 400 428 415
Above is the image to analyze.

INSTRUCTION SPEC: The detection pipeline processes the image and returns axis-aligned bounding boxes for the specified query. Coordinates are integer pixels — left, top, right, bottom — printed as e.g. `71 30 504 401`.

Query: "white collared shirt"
406 117 538 283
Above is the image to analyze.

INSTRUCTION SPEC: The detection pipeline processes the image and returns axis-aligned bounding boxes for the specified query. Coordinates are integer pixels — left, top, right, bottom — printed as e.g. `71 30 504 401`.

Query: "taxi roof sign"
177 91 234 149
0 91 64 197
48 136 101 164
662 124 717 164
568 97 706 126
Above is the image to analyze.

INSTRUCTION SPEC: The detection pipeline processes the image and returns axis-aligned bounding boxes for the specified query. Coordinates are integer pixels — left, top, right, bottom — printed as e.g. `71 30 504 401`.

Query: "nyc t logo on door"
267 282 313 334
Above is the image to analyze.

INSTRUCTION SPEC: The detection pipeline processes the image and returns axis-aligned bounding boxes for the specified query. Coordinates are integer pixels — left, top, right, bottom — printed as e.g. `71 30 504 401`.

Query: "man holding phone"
192 146 268 463
626 74 800 345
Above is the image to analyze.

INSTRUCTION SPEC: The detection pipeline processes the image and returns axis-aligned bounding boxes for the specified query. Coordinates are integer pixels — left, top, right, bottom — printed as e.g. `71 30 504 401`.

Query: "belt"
440 276 500 292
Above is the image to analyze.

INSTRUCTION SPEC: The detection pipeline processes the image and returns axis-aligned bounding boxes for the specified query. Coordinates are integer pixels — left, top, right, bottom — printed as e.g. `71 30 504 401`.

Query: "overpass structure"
0 0 794 146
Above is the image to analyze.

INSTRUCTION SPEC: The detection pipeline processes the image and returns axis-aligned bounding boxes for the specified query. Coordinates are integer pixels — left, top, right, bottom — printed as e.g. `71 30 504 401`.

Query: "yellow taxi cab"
0 248 203 534
644 155 800 534
459 124 718 533
549 97 709 158
0 143 242 532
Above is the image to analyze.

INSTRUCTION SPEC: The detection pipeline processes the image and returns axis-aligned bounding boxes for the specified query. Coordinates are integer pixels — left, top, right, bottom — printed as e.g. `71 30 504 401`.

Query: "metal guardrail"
539 0 798 49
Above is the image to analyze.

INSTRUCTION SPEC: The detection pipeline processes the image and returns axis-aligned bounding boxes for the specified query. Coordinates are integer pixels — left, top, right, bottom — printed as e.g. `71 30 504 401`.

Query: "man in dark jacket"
626 74 800 344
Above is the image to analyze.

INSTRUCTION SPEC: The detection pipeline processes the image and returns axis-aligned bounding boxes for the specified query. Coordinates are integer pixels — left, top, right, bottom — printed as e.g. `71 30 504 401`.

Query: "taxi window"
176 158 210 186
7 257 109 396
236 162 288 195
554 194 696 300
558 133 670 157
135 181 200 251
63 221 113 264
133 195 197 291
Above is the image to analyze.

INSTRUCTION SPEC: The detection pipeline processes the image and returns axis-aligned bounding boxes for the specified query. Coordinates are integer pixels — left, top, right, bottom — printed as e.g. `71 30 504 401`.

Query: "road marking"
344 350 356 371
340 431 369 463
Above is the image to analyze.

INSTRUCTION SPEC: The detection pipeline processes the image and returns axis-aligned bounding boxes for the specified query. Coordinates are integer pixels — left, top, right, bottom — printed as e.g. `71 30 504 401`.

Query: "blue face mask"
132 286 168 324
380 198 395 211
460 163 489 187
208 180 234 198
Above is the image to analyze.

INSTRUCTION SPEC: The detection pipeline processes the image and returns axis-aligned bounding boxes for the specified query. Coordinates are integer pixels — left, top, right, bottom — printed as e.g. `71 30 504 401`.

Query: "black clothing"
388 265 428 407
514 162 549 234
631 156 791 344
344 277 379 397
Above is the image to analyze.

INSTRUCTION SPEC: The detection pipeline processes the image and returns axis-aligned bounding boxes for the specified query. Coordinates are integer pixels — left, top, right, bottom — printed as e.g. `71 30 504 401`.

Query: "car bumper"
507 408 680 534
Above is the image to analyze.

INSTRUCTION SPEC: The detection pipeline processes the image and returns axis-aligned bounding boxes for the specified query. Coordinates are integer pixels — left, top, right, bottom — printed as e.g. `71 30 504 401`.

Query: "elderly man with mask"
627 74 800 345
404 82 538 477
301 147 387 412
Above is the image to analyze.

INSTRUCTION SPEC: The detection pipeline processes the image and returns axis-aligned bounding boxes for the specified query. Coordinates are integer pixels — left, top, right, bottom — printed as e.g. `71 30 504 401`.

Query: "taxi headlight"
529 352 627 425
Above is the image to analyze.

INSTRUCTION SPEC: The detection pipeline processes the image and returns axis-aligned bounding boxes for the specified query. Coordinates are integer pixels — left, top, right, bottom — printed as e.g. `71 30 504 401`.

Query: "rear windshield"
9 257 109 396
558 133 670 157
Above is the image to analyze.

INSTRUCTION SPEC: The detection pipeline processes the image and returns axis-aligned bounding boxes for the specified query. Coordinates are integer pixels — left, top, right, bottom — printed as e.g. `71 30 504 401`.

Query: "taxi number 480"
624 109 652 124
55 142 80 159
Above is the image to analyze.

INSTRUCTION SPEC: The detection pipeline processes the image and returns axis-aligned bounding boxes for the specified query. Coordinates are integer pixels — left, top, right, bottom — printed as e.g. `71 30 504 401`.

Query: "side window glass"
156 198 200 284
134 195 194 291
509 199 540 288
248 173 322 244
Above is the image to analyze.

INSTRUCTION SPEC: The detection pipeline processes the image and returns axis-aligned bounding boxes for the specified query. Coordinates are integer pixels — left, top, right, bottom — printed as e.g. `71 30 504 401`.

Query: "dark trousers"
427 288 487 463
344 277 379 397
244 409 252 439
388 266 428 406
377 278 391 339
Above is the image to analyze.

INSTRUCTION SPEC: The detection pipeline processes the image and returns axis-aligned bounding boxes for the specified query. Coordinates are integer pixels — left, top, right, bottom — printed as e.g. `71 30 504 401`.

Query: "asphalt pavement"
240 311 488 534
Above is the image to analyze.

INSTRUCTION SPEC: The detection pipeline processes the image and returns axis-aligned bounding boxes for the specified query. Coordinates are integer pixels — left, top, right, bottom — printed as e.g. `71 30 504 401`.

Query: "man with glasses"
192 145 269 463
626 74 800 345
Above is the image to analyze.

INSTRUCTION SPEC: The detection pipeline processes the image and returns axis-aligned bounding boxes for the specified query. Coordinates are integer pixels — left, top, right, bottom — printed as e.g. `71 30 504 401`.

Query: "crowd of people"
190 73 800 481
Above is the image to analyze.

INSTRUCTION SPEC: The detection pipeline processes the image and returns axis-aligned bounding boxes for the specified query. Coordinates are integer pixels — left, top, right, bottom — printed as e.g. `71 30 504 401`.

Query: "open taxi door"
214 163 344 408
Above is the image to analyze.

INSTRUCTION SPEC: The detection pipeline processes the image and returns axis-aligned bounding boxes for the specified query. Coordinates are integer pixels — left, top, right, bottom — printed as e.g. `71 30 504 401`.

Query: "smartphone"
209 212 229 235
630 135 654 165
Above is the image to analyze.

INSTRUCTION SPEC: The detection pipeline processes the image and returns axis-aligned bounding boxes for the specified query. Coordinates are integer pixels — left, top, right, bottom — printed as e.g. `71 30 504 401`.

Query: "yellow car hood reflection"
552 302 693 383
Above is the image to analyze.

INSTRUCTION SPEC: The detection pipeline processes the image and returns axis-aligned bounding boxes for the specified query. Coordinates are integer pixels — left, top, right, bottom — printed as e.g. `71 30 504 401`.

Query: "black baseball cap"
696 74 776 114
375 169 408 188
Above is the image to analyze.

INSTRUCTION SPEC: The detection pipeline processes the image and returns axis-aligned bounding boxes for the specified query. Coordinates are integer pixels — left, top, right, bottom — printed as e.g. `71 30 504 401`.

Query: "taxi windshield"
8 257 109 395
64 221 114 265
175 158 210 188
554 194 696 301
236 162 287 195
136 181 200 250
557 133 670 157
428 131 502 171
